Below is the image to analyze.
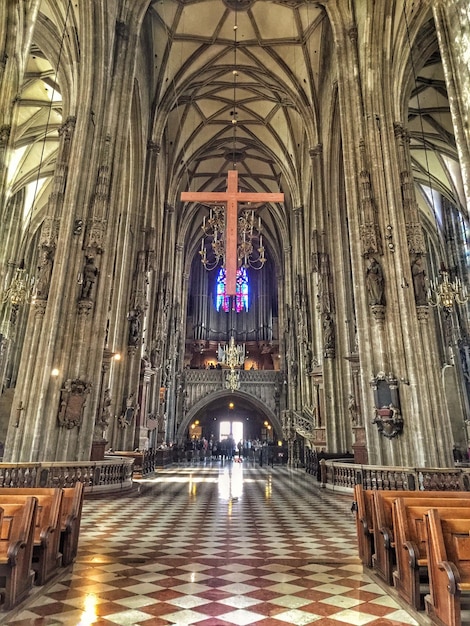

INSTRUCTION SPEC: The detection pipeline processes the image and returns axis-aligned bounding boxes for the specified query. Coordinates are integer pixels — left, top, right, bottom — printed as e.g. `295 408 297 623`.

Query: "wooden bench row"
353 485 470 626
0 483 84 610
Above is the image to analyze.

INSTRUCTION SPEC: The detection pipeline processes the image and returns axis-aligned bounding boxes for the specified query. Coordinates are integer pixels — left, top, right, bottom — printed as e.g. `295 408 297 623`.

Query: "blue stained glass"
215 267 249 312
216 268 226 311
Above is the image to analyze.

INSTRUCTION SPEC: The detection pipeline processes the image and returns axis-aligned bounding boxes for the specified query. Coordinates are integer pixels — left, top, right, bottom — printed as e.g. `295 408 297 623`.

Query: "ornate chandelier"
217 336 246 392
217 336 246 368
427 264 469 311
200 206 265 271
225 368 240 392
3 262 31 307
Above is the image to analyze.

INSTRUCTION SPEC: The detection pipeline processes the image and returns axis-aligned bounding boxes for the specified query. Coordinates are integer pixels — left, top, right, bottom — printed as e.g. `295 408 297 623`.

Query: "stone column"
0 1 41 251
433 1 470 210
323 0 455 466
4 0 151 462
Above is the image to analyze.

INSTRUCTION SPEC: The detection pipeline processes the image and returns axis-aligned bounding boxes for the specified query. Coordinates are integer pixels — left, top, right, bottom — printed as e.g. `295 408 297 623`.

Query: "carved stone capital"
405 222 426 255
39 217 60 249
77 299 93 316
416 305 429 322
360 222 382 256
0 125 11 146
309 144 323 159
116 20 129 40
370 304 386 328
348 26 358 43
58 116 76 140
85 218 107 254
33 300 47 317
147 141 160 154
393 121 404 138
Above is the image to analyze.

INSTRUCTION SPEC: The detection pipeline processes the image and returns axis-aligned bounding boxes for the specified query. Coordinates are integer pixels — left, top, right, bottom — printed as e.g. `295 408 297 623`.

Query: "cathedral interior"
1 2 470 625
0 0 469 469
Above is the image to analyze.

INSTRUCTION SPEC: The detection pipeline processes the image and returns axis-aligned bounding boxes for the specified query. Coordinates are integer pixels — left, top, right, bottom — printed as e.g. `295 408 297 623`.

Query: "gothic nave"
1 462 429 626
0 2 469 622
1 0 470 467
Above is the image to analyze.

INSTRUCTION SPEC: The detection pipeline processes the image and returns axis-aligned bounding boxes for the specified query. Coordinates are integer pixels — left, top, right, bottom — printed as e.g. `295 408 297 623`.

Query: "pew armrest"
404 540 420 569
439 560 461 596
360 516 371 535
6 540 26 566
39 525 56 545
380 526 393 549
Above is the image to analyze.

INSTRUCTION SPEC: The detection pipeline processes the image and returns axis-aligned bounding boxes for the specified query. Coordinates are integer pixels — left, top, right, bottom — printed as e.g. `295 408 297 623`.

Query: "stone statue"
366 256 385 306
36 249 53 299
305 345 313 373
150 342 160 368
289 359 298 386
120 392 138 426
98 388 112 429
348 394 359 425
81 256 98 299
411 255 427 306
323 314 335 350
128 309 141 346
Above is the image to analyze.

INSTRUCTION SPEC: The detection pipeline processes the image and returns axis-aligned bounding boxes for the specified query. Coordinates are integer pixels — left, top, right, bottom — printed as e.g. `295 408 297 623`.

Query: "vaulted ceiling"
148 0 326 207
6 1 465 240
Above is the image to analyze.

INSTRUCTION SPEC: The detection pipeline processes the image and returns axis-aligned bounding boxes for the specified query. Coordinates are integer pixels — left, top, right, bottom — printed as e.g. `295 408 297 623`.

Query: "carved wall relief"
57 379 92 429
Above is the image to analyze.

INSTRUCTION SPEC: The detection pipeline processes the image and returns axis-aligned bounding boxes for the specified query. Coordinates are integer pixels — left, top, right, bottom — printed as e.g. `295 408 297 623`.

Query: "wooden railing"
107 448 173 477
0 457 134 494
319 460 470 492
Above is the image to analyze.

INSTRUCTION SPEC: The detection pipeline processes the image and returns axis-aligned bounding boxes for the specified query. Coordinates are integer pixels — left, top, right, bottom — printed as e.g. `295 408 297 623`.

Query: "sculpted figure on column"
81 256 98 300
323 314 335 350
128 309 141 347
35 249 53 299
365 256 385 306
411 255 427 306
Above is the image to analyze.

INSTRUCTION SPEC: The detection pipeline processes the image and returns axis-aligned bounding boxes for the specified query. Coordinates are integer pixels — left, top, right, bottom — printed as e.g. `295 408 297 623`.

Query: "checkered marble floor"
2 462 427 625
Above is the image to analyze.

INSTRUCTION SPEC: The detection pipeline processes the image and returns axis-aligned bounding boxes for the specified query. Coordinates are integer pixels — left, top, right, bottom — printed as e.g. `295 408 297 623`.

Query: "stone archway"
176 389 281 444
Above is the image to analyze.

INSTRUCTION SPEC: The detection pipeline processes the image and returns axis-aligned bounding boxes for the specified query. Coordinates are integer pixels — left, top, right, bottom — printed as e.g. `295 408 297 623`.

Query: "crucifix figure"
181 170 284 294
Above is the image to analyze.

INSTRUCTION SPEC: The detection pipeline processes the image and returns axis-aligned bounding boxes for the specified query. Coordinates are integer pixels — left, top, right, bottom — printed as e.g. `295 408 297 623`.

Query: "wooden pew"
372 490 470 585
351 486 457 572
60 482 84 566
393 499 470 610
353 484 375 567
424 509 470 626
0 497 37 610
0 489 63 585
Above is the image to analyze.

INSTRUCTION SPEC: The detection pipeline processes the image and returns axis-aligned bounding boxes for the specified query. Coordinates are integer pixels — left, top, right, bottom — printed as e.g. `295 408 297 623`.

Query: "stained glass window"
216 267 249 312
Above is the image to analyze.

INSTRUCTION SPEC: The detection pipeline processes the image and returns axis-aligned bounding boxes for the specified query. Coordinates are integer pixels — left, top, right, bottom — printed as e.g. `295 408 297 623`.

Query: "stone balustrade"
319 459 470 492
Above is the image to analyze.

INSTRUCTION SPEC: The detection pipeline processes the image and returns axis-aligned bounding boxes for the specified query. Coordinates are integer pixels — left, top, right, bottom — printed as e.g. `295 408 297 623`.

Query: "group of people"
177 436 267 462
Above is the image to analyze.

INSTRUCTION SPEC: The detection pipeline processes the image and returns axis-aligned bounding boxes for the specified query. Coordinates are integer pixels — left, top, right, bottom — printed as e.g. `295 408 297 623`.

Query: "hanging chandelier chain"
231 9 238 167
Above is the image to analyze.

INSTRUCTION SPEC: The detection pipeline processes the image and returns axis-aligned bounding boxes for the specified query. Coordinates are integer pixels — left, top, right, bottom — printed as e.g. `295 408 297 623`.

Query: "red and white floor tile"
2 462 429 625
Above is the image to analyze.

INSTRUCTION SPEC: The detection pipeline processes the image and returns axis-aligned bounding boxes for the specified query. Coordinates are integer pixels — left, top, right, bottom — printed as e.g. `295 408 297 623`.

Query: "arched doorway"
177 391 282 445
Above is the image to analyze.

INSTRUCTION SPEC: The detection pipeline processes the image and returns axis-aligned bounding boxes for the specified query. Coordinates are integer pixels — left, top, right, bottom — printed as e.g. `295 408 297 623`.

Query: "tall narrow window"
216 267 249 312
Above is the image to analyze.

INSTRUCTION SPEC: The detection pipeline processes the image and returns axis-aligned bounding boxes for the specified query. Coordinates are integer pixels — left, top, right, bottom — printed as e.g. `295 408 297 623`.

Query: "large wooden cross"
181 169 284 295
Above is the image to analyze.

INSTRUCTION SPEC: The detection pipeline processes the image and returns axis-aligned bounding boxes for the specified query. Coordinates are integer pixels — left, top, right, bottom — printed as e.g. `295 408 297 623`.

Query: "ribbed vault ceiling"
148 0 326 207
6 1 465 239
